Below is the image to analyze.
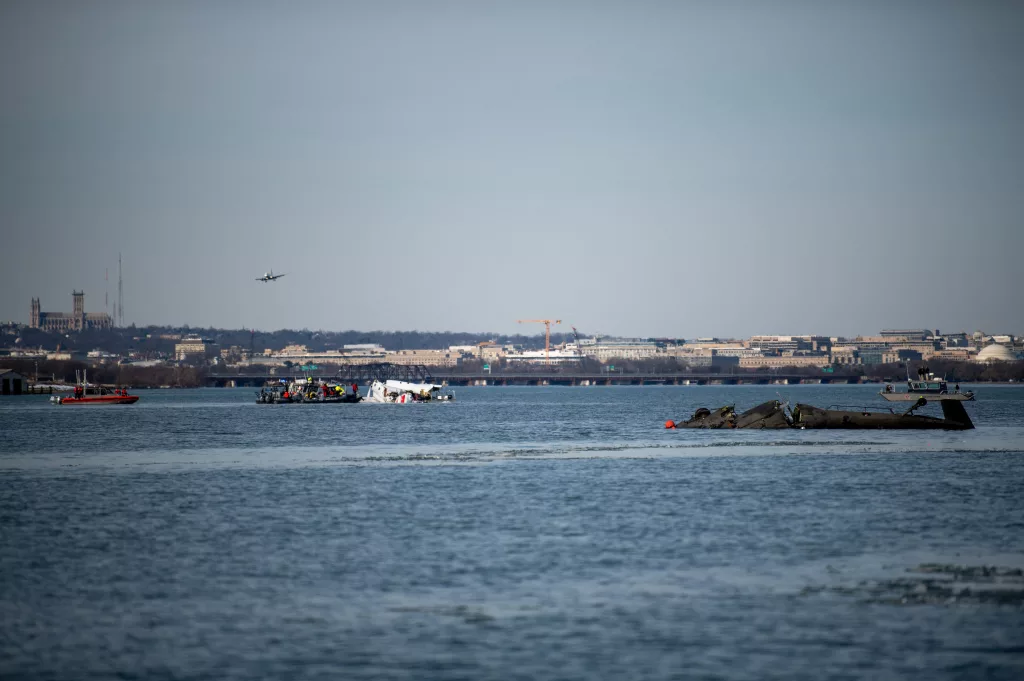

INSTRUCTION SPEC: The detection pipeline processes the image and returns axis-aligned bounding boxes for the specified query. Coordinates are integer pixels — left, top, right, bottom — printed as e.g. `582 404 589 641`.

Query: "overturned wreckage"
665 398 974 430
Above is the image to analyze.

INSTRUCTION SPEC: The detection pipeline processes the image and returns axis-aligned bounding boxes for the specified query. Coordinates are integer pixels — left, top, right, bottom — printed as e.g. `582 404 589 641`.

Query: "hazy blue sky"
2 1 1022 337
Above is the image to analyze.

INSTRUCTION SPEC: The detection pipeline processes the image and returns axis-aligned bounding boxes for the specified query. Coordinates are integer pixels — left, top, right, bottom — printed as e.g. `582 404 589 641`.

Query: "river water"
2 385 1023 680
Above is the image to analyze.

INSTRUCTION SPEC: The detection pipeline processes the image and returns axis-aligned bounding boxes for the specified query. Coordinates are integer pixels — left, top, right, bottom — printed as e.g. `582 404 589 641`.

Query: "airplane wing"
272 273 288 280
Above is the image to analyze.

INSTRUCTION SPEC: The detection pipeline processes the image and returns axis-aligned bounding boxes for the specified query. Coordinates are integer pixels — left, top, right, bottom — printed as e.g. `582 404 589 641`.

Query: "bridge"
205 363 865 387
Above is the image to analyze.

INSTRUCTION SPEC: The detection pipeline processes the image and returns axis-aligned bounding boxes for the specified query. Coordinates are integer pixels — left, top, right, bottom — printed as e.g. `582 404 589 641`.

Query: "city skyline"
11 292 1022 342
2 2 1023 336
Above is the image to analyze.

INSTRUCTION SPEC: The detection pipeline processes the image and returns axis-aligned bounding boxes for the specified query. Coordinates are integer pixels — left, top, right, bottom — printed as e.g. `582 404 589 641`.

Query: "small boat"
52 371 138 405
257 377 362 404
880 366 974 402
364 380 454 403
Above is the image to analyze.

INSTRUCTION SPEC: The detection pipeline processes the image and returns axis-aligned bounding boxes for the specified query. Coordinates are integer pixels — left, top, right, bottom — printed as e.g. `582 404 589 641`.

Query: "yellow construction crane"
517 319 562 363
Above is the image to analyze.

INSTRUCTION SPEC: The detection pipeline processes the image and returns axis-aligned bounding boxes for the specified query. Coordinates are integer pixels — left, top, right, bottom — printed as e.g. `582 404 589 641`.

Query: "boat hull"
256 396 362 404
880 392 974 402
57 396 139 405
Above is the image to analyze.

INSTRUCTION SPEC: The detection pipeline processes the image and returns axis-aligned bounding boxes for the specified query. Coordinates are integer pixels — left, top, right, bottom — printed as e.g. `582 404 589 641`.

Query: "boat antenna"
118 252 124 327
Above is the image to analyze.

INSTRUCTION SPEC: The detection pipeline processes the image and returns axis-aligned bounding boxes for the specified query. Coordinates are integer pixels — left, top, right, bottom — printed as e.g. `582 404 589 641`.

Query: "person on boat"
955 383 960 393
351 383 358 395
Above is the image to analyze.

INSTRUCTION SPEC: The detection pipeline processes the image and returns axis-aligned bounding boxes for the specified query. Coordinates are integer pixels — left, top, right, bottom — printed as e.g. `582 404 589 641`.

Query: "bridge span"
205 365 864 388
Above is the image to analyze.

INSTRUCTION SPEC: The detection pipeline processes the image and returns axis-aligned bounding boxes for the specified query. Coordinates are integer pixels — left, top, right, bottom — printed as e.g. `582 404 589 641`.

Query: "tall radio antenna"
118 252 124 327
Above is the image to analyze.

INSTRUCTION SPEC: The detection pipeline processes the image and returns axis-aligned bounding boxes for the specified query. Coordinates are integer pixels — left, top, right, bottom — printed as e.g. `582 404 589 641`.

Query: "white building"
504 349 582 364
578 339 660 361
175 336 218 362
974 344 1017 363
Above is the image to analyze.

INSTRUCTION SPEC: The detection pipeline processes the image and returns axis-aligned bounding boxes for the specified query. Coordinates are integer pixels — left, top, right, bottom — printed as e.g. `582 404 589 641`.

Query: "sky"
2 0 1022 338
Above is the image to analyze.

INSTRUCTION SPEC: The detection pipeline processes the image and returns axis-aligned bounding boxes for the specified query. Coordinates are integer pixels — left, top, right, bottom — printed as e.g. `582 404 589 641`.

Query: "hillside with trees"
12 325 583 356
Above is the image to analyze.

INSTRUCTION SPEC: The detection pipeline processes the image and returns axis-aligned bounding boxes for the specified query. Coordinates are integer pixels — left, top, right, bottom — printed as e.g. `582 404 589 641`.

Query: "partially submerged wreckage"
665 397 974 430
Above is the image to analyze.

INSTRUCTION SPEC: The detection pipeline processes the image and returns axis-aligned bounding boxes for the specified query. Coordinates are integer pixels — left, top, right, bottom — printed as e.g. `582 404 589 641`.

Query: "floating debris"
666 399 974 430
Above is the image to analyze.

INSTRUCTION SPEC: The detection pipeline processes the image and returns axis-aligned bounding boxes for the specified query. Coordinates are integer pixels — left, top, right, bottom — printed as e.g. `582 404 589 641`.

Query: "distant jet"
256 270 287 282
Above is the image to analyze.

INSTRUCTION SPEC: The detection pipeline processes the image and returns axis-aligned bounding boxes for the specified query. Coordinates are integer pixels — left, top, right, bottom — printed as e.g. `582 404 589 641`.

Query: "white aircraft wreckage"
365 380 455 404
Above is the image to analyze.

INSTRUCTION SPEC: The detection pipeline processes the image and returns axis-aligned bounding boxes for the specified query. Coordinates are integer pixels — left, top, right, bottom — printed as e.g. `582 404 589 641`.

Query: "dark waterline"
2 386 1023 680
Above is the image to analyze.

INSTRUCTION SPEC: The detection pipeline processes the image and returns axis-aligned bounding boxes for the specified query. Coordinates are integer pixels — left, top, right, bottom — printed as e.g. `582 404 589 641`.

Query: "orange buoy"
664 420 675 429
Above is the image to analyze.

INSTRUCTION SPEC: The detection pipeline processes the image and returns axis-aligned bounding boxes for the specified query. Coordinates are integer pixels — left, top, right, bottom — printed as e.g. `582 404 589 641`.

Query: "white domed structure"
975 344 1016 363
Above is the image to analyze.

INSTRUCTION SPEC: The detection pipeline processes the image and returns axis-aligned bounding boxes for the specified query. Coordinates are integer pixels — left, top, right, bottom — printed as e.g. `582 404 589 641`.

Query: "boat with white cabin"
880 366 974 402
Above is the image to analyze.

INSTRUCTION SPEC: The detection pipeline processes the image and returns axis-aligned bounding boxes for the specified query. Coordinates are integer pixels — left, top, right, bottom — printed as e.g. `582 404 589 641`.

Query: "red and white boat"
52 371 139 405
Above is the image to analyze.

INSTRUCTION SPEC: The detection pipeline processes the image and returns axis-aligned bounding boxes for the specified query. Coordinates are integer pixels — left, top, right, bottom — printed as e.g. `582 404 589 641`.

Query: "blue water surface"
1 385 1022 680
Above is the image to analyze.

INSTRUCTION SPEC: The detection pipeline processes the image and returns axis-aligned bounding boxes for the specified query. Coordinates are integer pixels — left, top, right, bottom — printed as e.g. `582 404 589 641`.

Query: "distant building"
748 335 800 353
674 340 747 352
858 350 900 365
86 349 119 364
503 349 583 364
175 336 218 362
343 344 386 352
738 356 830 369
240 344 388 367
578 339 659 361
880 329 930 341
30 292 112 332
1 369 27 395
943 332 971 347
388 350 463 367
683 351 741 369
974 344 1017 363
706 347 763 358
925 348 975 362
830 347 862 365
476 342 505 362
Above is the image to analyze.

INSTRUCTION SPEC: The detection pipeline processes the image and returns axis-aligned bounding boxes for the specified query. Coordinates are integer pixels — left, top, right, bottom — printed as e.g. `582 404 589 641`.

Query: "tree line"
6 355 1024 387
14 325 583 356
4 358 206 388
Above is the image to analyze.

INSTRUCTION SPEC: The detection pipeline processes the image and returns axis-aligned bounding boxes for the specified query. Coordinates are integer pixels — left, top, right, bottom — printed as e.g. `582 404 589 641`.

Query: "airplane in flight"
256 270 287 282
